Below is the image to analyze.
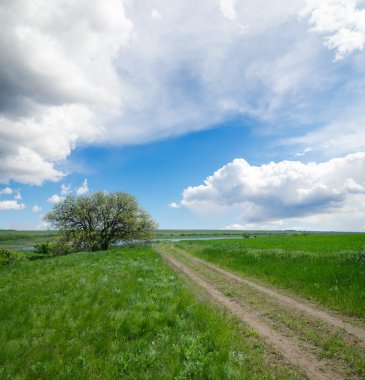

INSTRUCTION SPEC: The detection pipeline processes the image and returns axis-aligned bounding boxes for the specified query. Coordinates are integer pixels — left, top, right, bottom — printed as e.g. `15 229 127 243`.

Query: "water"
9 236 243 250
116 236 243 245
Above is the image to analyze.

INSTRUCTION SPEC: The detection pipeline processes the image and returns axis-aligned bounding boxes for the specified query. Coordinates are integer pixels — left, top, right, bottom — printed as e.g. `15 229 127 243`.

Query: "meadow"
155 229 330 240
0 228 349 249
0 245 296 379
0 230 57 248
175 234 365 318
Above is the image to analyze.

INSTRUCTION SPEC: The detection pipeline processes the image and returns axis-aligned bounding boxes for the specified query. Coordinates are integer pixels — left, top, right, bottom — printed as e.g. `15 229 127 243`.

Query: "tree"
44 192 158 251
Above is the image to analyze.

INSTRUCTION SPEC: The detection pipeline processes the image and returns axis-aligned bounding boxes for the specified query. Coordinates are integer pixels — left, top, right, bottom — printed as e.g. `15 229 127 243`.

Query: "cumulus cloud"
220 0 237 21
1 0 365 187
182 153 365 225
169 202 181 208
76 179 89 196
47 194 64 204
60 184 71 196
151 9 162 20
0 200 26 211
0 0 132 184
301 0 365 60
0 187 12 195
32 205 42 213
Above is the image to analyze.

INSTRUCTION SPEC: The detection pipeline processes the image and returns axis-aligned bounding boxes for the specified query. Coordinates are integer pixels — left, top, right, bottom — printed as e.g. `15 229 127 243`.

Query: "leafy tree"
44 192 158 251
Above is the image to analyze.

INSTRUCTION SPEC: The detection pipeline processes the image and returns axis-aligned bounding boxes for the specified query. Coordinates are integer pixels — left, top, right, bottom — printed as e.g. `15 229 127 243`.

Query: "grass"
0 245 297 379
175 234 365 318
0 230 57 248
0 228 356 248
155 229 340 240
168 247 365 377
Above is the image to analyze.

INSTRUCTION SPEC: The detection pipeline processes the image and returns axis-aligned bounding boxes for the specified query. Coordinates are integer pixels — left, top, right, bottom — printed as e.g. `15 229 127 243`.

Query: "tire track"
173 246 365 343
158 248 342 380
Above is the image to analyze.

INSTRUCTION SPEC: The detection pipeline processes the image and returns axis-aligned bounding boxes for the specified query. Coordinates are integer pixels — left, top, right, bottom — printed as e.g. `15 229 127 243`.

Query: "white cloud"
223 220 285 230
295 147 313 157
76 179 89 196
0 0 365 188
181 153 365 229
36 215 49 230
223 223 244 230
0 187 12 195
47 194 64 204
301 0 365 60
0 0 132 184
0 0 320 187
220 0 237 21
32 205 42 213
286 115 365 158
169 202 181 208
151 9 162 20
0 200 26 211
60 184 71 196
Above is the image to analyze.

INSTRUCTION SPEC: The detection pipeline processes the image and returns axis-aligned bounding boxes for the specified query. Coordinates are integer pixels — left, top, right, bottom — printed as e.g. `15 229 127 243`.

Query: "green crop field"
175 234 365 318
0 245 296 379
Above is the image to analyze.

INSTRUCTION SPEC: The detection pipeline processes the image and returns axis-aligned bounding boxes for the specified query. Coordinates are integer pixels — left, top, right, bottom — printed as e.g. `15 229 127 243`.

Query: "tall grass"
0 245 296 379
176 234 365 318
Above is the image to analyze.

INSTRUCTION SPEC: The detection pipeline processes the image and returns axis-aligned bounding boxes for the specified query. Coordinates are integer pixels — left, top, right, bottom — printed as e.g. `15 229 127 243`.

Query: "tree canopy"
44 192 157 251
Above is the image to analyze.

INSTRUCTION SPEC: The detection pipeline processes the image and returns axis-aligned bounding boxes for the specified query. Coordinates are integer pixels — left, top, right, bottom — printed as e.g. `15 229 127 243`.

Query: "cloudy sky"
1 0 365 231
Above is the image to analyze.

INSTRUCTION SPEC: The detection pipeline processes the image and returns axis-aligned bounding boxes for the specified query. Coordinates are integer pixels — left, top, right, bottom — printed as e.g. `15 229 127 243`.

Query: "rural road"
156 244 365 380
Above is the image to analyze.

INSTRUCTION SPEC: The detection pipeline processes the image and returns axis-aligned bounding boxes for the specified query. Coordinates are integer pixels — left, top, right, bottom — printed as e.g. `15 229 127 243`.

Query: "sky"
1 0 365 231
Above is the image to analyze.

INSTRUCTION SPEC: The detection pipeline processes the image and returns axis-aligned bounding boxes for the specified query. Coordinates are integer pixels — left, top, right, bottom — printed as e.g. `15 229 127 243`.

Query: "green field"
155 229 337 239
0 230 57 248
0 245 296 379
175 234 365 318
0 228 355 249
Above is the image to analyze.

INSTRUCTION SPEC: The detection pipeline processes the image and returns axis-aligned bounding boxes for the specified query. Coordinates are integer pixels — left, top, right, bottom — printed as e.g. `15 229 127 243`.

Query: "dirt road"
156 244 365 380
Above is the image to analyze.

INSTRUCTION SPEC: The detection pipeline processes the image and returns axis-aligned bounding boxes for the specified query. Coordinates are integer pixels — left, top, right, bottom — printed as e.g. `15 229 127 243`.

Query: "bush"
33 242 52 254
33 237 76 256
0 249 27 266
50 235 76 255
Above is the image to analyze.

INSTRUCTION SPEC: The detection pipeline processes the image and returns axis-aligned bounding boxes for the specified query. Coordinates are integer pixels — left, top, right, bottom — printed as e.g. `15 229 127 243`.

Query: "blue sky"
1 0 365 231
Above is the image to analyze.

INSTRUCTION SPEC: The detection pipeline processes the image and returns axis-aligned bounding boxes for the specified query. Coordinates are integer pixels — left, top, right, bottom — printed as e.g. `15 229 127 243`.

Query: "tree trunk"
100 241 109 251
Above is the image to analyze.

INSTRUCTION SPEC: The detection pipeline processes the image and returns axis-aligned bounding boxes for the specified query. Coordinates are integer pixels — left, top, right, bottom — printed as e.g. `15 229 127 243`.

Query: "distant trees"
44 192 157 252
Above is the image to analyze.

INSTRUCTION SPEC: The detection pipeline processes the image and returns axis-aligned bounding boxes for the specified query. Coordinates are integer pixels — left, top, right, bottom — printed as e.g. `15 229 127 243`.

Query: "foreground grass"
176 234 365 318
0 245 296 379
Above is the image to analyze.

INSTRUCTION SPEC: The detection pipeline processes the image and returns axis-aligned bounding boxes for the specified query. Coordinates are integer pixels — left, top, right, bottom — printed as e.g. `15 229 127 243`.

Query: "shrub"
0 249 27 266
33 242 52 254
33 236 76 256
50 234 76 256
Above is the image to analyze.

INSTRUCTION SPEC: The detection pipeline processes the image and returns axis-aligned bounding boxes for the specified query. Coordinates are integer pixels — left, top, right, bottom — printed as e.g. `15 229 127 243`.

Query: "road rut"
158 248 343 380
173 247 365 343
